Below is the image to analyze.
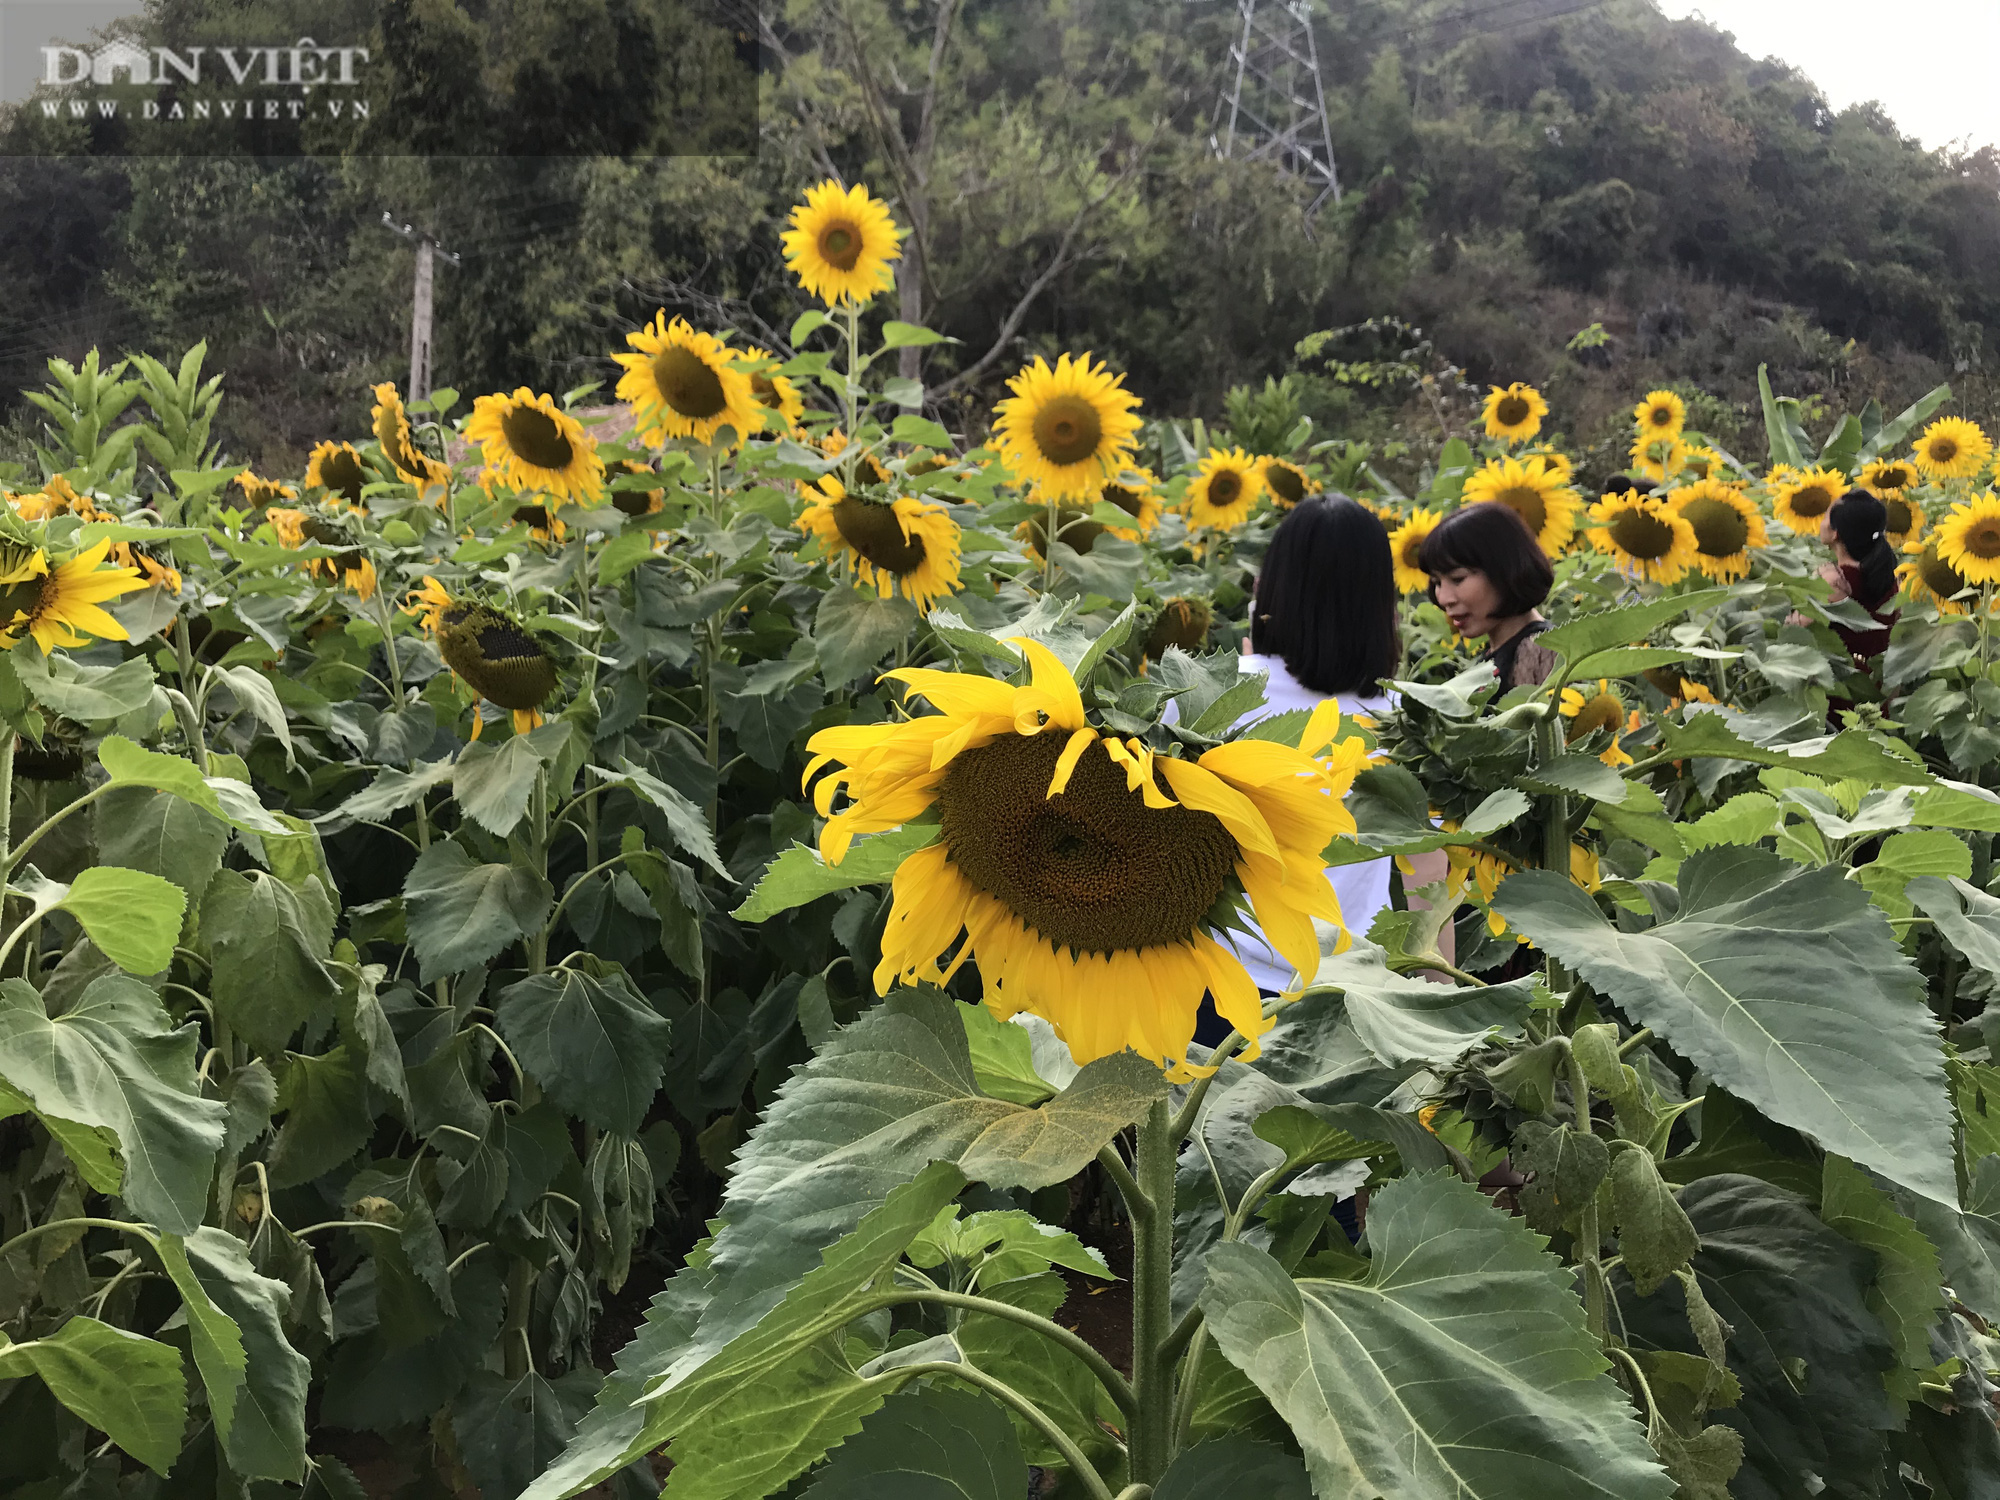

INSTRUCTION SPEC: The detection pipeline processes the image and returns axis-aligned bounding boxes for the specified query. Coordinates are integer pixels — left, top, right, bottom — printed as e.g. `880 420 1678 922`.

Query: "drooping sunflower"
1881 490 1925 547
743 347 806 435
992 353 1144 501
438 601 559 737
1858 458 1918 496
1481 383 1548 444
1629 434 1690 485
819 428 892 487
11 475 102 523
1183 448 1266 532
606 460 666 518
613 314 762 449
1913 417 1993 483
305 441 371 509
1559 679 1634 768
233 470 297 510
1100 470 1164 537
1388 507 1441 594
802 641 1370 1075
0 541 147 653
512 504 567 546
464 389 605 504
1933 492 2000 586
797 476 962 613
370 383 450 500
781 180 905 306
1633 390 1687 443
1262 458 1321 507
1667 478 1767 582
1145 598 1213 658
1585 492 1700 584
403 575 462 637
1461 455 1579 556
1770 467 1846 535
1900 535 1978 614
268 507 376 599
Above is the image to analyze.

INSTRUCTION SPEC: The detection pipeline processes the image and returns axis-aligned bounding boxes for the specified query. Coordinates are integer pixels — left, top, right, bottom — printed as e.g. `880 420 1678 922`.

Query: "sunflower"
1461 455 1579 556
265 508 308 549
1881 491 1924 547
233 471 296 510
606 460 666 518
1263 458 1320 507
439 602 558 737
1633 390 1687 443
1671 678 1722 709
797 476 962 613
1145 598 1213 658
370 383 450 500
1629 434 1690 485
0 541 146 653
1934 493 2000 586
11 476 102 523
1184 448 1266 532
1388 507 1441 594
992 353 1144 501
743 347 806 435
1900 536 1978 614
268 508 376 599
1770 467 1846 535
512 504 566 546
802 641 1370 1076
464 389 605 504
403 576 462 637
1681 447 1728 483
1559 679 1634 768
818 429 892 488
1858 458 1918 496
1523 448 1574 486
613 314 762 449
1667 478 1767 581
305 441 370 509
1585 493 1700 584
781 180 905 306
1914 417 1993 482
1100 471 1164 536
1481 383 1548 444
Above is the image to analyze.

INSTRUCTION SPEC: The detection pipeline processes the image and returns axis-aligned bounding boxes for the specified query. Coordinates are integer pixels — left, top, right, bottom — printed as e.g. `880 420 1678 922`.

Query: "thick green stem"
1535 714 1571 995
1129 1098 1179 1484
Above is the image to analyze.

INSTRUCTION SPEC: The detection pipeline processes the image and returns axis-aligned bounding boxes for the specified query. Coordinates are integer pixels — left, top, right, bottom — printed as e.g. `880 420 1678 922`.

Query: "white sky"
1655 1 2000 153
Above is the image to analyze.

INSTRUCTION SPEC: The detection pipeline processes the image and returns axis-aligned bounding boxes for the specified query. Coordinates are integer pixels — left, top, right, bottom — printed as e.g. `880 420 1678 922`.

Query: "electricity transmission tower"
1213 0 1341 216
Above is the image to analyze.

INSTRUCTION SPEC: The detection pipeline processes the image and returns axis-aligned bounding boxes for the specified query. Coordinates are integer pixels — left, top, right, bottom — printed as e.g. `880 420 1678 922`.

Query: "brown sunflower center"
1207 470 1245 509
1678 496 1749 557
1496 485 1548 534
441 611 558 710
1030 395 1105 467
650 346 728 421
1647 405 1676 429
1566 693 1625 741
1876 465 1912 489
1496 396 1532 428
1400 533 1424 567
937 731 1240 955
1265 464 1306 505
750 372 779 406
1930 437 1961 464
817 220 863 271
500 404 577 472
1608 506 1676 559
1789 484 1834 518
1884 496 1917 535
0 576 48 625
1103 482 1145 518
1964 521 2000 560
832 497 926 574
512 505 553 532
1920 543 1968 599
320 450 367 503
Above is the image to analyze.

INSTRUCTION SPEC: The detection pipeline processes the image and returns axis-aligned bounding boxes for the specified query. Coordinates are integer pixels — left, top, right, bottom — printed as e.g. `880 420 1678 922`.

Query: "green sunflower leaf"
798 1384 1026 1500
1155 1437 1312 1500
1198 1171 1672 1500
13 643 157 722
734 826 938 922
1819 1156 1945 1376
1537 587 1730 668
97 734 292 836
401 841 553 982
1497 846 1956 1204
1656 713 1934 787
813 587 921 688
0 1317 187 1475
200 869 340 1055
54 865 184 976
94 783 229 905
494 961 672 1136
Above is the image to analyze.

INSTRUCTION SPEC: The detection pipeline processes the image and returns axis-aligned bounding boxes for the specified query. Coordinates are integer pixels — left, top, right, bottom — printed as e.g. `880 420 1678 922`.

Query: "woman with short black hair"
1820 489 1899 666
1417 501 1557 688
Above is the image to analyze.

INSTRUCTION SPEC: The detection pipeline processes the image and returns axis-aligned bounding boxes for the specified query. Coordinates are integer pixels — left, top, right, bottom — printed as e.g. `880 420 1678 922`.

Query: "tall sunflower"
438 601 559 737
465 389 605 504
305 441 370 509
1461 455 1579 556
781 180 904 305
992 354 1144 501
1388 507 1441 593
1667 478 1767 582
1262 458 1320 507
1183 448 1266 532
1633 390 1687 443
1481 383 1548 444
1559 678 1635 768
1900 536 1977 614
743 347 807 435
1934 493 2000 586
1858 457 1918 496
802 641 1370 1075
798 476 962 613
1913 417 1993 482
370 384 450 500
0 541 147 653
614 314 762 449
1770 467 1846 535
1585 493 1700 584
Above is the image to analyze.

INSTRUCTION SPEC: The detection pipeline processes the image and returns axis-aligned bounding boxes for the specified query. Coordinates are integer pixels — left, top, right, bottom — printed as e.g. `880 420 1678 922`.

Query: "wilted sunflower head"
1145 597 1213 658
305 441 370 508
1561 680 1625 740
234 471 297 510
440 604 559 711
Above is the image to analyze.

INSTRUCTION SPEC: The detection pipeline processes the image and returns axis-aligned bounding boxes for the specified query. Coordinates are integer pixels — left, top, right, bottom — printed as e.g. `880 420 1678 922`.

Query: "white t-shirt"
1220 653 1392 994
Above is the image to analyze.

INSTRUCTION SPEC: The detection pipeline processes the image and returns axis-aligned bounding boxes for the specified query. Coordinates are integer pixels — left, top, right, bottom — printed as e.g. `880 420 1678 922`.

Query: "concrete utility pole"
380 212 461 402
1213 0 1342 217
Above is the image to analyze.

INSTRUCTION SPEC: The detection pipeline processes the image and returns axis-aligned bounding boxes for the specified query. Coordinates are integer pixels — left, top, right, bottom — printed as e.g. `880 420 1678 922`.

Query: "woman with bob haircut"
1418 501 1558 689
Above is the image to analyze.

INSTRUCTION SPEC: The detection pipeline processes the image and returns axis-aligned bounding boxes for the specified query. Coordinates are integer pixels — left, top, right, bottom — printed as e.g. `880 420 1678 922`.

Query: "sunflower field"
5 179 2000 1500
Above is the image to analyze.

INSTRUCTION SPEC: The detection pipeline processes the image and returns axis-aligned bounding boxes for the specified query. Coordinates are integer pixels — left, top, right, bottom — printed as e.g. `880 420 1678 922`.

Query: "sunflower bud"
1146 597 1213 658
440 605 558 711
15 722 84 781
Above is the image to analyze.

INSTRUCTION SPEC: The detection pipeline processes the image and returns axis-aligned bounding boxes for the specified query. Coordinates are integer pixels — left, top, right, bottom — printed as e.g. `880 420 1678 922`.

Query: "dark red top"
1834 562 1896 665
